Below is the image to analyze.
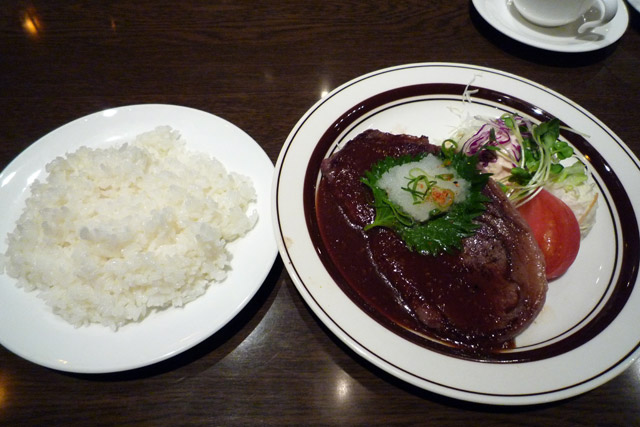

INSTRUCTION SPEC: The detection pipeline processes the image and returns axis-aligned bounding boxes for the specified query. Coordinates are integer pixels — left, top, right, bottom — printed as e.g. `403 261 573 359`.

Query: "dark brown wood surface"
1 1 640 425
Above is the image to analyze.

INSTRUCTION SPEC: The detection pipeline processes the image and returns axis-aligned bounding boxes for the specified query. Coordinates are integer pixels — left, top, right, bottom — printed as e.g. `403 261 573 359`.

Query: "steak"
318 129 548 350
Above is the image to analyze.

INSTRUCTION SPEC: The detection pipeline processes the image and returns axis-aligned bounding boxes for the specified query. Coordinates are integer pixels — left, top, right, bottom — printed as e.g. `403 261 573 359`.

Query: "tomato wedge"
517 189 580 280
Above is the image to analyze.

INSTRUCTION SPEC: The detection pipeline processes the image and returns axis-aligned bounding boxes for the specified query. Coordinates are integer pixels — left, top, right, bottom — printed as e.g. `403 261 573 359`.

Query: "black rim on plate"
300 82 639 364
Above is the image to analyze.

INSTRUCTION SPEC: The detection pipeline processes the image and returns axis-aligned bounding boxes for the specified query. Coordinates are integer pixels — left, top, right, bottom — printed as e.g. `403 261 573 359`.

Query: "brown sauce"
315 180 417 327
313 130 548 358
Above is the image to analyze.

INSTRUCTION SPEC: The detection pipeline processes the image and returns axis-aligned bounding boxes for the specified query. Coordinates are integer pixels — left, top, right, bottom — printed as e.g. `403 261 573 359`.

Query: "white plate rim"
0 104 278 374
272 62 640 405
472 0 629 53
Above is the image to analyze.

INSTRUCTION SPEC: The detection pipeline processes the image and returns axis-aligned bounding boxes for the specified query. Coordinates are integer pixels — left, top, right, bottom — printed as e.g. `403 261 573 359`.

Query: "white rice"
1 126 258 329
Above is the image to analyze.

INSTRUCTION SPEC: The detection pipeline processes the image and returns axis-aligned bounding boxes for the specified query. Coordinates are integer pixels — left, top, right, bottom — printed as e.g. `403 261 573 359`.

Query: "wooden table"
1 1 639 424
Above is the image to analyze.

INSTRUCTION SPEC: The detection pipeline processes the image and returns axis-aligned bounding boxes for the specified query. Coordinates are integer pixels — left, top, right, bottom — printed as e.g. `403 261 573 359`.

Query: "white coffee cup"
512 0 618 33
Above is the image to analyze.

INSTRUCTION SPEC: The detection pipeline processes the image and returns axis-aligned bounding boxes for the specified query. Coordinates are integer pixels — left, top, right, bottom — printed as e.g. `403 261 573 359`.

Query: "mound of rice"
1 126 258 329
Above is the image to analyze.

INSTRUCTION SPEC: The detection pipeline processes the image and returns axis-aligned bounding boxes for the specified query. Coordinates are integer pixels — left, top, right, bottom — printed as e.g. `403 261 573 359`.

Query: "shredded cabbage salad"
449 113 598 238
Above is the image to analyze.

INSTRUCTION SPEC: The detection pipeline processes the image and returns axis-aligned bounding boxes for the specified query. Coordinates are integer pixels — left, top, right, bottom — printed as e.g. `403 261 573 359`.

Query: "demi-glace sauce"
316 177 422 327
314 129 548 355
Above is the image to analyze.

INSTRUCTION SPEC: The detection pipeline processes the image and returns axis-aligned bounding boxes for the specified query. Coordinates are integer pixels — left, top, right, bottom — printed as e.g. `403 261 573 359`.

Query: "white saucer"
472 0 629 52
628 0 640 14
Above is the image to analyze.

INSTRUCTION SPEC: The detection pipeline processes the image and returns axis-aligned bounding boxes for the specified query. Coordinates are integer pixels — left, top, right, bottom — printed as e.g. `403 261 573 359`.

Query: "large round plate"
273 63 640 405
0 104 277 373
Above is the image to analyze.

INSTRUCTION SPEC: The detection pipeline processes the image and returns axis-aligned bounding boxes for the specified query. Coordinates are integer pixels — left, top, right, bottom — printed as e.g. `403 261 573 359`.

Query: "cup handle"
578 0 618 33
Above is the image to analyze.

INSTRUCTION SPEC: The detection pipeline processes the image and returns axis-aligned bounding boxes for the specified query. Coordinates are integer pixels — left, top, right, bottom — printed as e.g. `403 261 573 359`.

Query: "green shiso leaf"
360 148 490 256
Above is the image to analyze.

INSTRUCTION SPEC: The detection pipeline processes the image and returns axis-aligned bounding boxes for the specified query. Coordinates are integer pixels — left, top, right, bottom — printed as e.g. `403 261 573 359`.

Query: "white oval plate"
273 63 640 405
0 104 278 373
472 0 629 53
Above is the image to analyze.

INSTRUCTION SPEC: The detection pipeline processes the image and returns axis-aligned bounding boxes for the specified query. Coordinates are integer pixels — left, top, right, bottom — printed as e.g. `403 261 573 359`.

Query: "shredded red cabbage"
461 117 531 167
